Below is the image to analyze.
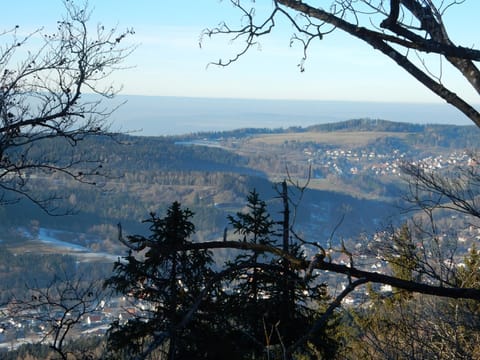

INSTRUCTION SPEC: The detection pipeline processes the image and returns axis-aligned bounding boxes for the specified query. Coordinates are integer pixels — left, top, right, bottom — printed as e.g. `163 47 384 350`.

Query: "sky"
1 0 479 105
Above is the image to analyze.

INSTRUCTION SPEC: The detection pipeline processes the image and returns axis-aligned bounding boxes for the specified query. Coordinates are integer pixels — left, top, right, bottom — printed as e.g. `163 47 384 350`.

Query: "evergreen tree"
223 189 336 358
223 190 278 357
105 202 216 359
387 223 419 302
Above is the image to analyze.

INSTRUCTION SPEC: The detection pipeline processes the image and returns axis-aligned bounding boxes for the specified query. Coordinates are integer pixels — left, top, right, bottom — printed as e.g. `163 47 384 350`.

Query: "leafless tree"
339 155 480 358
373 157 479 282
0 0 133 213
203 0 480 126
7 272 105 360
402 157 480 219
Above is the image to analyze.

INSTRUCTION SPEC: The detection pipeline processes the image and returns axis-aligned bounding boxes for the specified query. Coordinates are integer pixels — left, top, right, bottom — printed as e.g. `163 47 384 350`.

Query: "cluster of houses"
2 140 479 351
0 297 137 351
305 147 474 178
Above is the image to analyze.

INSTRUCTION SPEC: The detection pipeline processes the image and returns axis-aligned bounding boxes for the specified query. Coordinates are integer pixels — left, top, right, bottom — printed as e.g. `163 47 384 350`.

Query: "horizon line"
113 94 480 106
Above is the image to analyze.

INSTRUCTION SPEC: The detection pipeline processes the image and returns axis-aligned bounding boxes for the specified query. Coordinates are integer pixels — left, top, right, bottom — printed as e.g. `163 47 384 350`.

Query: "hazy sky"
1 1 479 103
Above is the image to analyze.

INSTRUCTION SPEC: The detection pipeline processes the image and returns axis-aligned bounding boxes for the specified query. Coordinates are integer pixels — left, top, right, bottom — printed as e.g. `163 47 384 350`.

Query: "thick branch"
274 0 480 126
399 0 480 94
208 1 480 125
147 240 480 301
286 278 368 356
380 0 400 28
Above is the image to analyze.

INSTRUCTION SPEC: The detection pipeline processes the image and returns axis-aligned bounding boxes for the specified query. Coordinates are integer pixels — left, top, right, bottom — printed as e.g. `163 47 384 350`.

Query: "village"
305 146 473 178
1 134 479 353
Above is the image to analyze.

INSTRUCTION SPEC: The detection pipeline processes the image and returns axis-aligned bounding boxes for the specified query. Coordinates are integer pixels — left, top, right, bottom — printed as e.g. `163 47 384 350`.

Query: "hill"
2 119 479 258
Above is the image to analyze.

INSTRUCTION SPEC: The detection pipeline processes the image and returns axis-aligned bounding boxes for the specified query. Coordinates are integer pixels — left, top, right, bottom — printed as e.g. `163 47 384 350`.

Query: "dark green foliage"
228 189 276 246
224 190 280 356
105 202 216 359
75 135 252 174
307 118 425 133
386 224 419 302
0 336 106 360
105 192 339 359
222 190 336 358
0 247 76 302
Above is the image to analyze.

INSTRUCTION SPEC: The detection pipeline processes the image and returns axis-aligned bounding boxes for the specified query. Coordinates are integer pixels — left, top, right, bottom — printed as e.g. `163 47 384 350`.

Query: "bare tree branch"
7 273 104 360
0 0 134 214
286 278 368 357
204 0 480 126
122 239 480 300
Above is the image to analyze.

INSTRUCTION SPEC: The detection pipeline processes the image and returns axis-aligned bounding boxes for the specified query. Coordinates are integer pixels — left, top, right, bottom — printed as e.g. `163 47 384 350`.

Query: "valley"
2 118 479 262
2 118 480 356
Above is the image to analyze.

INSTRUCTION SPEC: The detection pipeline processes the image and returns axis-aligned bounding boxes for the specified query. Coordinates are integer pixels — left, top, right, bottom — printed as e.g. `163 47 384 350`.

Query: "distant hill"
2 120 479 254
193 118 480 150
110 96 474 136
307 118 426 132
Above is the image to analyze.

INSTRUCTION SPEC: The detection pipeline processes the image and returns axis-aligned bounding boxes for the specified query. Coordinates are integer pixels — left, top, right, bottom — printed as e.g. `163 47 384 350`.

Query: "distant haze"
109 96 476 136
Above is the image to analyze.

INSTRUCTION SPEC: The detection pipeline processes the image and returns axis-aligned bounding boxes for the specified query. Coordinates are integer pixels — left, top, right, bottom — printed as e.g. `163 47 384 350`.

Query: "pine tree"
223 189 336 358
387 223 419 302
224 190 278 357
105 202 215 359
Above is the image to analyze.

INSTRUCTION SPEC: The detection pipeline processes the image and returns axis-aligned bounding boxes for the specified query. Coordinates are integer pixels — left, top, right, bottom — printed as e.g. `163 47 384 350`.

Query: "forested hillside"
3 0 480 355
3 119 478 244
3 119 480 359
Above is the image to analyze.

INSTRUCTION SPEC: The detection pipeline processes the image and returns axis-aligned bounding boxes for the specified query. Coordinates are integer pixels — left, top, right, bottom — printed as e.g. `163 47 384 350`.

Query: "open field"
247 131 410 147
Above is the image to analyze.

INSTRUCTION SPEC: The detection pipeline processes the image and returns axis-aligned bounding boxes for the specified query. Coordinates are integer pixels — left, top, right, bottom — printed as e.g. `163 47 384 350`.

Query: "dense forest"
2 118 478 248
2 119 480 358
